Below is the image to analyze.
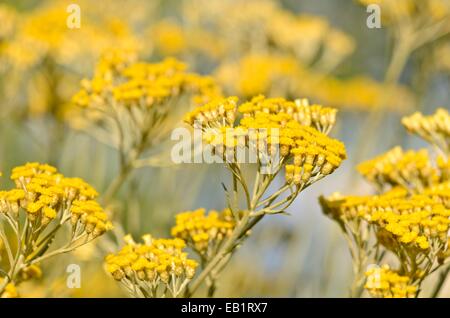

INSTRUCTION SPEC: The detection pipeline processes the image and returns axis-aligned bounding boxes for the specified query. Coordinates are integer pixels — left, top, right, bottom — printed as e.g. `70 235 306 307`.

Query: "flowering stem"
103 108 160 205
0 226 14 266
183 210 252 297
102 162 134 206
350 259 366 298
431 265 450 298
27 233 90 266
256 183 290 208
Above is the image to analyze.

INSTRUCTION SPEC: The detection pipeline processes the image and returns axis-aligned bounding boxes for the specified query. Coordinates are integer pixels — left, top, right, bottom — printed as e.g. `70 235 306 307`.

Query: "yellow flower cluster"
72 53 156 107
105 235 198 297
369 196 449 250
281 124 346 183
185 95 346 185
112 60 187 106
365 265 417 298
238 95 337 134
0 163 112 238
402 108 450 154
72 53 222 111
171 208 235 256
184 96 238 129
322 107 450 298
324 192 450 251
70 51 223 162
320 187 408 223
357 147 441 192
425 181 450 208
186 96 346 185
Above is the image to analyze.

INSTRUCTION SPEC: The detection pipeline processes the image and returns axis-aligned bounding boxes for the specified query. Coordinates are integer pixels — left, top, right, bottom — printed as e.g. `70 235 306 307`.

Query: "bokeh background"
0 0 449 297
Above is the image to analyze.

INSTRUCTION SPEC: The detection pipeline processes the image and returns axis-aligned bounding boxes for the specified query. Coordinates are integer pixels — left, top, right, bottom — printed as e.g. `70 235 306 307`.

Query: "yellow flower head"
402 108 450 155
185 95 346 187
0 162 111 237
357 147 442 192
171 208 235 256
322 190 450 253
105 235 198 286
365 265 417 298
72 55 222 111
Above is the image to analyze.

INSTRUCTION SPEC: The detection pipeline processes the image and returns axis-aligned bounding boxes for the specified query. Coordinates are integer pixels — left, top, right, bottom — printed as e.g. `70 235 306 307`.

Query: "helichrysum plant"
0 163 112 298
105 95 347 297
320 107 450 298
71 50 222 203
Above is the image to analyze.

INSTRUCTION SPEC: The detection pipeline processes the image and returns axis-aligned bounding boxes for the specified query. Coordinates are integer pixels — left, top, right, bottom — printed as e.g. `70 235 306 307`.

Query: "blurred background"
0 0 449 297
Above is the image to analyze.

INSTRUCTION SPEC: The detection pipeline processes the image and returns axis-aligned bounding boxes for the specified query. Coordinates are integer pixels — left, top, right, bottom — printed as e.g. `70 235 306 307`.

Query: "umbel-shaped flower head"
184 95 346 188
171 208 235 257
402 108 450 156
1 162 112 237
356 147 444 193
320 106 450 298
70 50 223 172
105 235 198 298
0 163 112 297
